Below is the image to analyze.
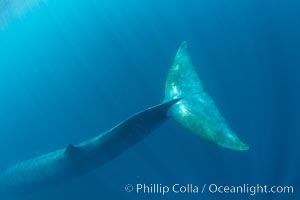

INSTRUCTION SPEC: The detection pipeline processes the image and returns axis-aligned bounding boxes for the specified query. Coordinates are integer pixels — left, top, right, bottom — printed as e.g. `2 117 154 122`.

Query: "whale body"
0 42 249 197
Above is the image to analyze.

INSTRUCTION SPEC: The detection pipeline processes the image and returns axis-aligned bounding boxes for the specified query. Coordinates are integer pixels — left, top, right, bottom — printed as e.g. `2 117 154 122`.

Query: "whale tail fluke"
165 41 249 151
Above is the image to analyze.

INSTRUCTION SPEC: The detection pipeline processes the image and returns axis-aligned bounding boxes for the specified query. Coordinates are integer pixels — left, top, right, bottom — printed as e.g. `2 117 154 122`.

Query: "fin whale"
0 42 248 197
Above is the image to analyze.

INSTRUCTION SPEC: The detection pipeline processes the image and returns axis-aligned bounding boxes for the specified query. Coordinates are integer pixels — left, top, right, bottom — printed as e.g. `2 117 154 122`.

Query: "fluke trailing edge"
0 42 249 196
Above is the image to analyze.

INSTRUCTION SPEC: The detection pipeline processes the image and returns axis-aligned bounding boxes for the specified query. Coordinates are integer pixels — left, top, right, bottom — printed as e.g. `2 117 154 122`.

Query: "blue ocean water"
0 0 299 199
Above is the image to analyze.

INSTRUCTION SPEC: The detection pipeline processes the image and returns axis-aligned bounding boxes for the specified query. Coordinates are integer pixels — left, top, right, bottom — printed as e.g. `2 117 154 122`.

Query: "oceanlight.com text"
124 183 294 196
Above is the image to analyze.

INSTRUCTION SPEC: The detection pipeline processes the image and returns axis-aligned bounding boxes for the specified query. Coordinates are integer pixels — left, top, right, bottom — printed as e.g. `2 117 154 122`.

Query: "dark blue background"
0 0 299 199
